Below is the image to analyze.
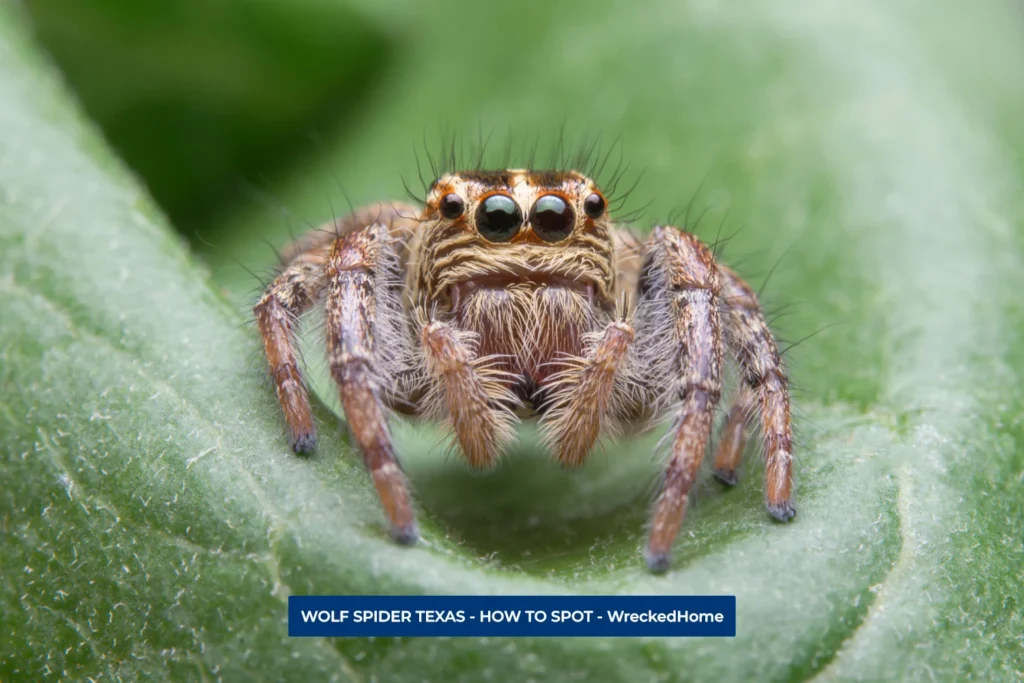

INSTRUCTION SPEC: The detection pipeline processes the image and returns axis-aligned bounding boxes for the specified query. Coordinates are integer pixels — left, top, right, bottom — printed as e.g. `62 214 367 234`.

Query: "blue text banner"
288 595 736 637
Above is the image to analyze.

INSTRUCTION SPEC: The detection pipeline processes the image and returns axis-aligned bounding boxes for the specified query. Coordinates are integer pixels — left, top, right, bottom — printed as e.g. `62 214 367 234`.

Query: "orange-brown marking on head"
424 169 608 243
412 169 617 308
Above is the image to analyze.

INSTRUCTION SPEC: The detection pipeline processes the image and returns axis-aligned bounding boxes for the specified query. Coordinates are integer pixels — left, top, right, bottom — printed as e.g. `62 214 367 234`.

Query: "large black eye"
476 194 522 242
440 193 464 219
583 192 606 218
530 195 575 242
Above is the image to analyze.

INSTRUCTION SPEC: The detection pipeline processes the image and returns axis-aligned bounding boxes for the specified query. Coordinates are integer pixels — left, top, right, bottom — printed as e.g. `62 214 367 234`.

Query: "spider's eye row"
439 193 465 219
530 194 575 242
583 192 606 218
475 194 522 242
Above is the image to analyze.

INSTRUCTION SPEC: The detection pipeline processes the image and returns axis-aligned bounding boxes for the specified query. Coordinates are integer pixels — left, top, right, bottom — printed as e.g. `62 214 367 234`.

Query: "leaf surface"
2 1 1023 680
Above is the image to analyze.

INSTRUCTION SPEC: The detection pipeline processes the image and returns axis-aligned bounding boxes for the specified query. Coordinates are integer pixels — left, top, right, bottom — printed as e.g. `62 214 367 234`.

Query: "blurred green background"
2 0 1023 680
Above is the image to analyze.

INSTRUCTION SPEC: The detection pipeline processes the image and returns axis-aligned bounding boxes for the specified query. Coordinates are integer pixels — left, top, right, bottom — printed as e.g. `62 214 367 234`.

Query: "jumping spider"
255 169 795 572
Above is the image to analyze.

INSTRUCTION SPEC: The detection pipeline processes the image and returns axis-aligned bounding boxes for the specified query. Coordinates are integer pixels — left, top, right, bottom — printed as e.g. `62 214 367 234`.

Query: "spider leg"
419 320 518 468
542 321 635 467
640 226 724 573
711 385 755 486
719 265 795 521
255 201 421 454
326 221 417 544
254 251 327 453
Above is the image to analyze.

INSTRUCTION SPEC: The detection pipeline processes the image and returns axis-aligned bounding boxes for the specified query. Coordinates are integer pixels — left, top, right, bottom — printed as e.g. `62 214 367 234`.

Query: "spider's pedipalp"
541 320 635 467
638 226 724 573
419 319 519 468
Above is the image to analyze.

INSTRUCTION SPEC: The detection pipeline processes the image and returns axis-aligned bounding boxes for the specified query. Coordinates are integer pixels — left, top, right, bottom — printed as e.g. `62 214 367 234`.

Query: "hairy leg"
279 201 422 265
640 226 724 573
326 221 417 544
542 321 635 467
255 201 421 453
712 386 755 486
254 251 327 453
719 265 795 521
420 320 518 468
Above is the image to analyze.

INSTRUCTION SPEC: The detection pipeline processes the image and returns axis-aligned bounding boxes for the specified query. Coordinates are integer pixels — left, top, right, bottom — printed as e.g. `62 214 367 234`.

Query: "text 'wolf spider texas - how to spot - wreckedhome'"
254 166 795 573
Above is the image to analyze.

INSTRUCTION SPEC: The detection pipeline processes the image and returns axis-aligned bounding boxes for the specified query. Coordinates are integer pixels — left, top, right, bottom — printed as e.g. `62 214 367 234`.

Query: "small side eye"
583 192 606 218
476 194 522 242
440 193 465 219
530 195 575 242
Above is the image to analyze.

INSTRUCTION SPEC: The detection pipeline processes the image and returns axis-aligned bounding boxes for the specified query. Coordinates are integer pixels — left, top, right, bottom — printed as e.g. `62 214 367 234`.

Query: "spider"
254 168 795 573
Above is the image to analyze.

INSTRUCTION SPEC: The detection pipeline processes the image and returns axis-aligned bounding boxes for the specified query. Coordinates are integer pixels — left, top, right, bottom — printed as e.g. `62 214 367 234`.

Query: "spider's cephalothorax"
254 169 795 572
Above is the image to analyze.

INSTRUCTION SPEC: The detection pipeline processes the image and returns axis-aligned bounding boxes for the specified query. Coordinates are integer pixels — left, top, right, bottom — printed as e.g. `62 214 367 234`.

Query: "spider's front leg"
325 221 418 544
640 226 724 573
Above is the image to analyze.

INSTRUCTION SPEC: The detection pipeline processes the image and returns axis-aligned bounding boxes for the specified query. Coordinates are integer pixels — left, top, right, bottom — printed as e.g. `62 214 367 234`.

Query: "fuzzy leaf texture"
2 0 1023 681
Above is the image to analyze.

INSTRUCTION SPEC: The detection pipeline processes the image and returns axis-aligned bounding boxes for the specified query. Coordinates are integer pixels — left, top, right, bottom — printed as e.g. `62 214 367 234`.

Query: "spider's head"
424 169 608 245
417 169 616 309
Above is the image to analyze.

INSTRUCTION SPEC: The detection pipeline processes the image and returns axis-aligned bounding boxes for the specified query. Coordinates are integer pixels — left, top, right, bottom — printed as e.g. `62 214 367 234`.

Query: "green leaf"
3 1 1023 681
